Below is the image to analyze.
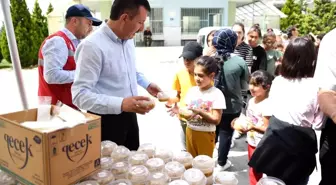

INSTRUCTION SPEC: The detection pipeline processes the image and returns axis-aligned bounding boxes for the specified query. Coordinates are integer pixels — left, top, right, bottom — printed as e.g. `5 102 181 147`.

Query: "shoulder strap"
54 31 76 52
214 56 238 112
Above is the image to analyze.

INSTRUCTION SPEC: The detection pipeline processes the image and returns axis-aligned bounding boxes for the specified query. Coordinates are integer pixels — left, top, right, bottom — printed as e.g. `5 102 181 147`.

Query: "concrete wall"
148 0 229 46
47 0 229 46
227 1 236 26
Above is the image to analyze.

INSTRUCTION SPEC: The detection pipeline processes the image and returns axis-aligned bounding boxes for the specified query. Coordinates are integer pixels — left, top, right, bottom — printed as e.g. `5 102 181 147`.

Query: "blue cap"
65 4 102 26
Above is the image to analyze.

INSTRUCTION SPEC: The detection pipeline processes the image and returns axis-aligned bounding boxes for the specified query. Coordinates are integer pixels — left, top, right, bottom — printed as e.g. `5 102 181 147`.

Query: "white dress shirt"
72 24 150 115
41 28 79 84
314 28 336 91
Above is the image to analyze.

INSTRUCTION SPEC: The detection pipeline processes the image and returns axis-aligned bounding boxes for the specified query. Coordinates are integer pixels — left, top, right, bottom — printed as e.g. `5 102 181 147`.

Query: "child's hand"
247 122 255 131
190 108 202 115
167 105 179 117
190 114 202 121
233 118 249 133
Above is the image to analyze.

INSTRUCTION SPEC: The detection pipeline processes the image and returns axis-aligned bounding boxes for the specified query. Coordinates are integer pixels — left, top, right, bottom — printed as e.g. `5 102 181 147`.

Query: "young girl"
171 56 226 157
248 37 324 185
247 25 267 73
232 70 273 185
232 22 253 70
203 30 217 56
262 32 282 76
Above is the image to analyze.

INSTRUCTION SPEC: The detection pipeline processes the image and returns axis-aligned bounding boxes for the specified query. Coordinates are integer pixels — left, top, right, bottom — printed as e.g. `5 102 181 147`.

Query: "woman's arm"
318 90 336 123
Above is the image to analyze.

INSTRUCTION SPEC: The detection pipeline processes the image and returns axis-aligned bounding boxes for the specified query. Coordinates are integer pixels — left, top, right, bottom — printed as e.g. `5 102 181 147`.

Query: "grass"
0 59 37 69
0 59 12 69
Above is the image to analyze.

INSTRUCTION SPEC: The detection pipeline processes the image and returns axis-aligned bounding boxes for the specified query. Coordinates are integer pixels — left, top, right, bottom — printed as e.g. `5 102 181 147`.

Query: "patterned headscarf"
212 28 237 60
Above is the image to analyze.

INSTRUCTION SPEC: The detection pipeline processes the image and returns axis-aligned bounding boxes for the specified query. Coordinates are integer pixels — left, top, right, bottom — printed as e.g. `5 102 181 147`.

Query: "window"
148 8 163 34
181 8 223 34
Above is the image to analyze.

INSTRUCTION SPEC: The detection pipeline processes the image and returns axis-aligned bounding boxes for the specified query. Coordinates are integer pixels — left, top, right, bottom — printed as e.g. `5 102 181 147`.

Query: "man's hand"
146 83 162 97
121 96 153 115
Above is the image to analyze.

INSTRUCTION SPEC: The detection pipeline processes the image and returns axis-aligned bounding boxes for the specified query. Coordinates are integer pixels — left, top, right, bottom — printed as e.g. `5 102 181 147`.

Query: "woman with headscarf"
212 28 250 171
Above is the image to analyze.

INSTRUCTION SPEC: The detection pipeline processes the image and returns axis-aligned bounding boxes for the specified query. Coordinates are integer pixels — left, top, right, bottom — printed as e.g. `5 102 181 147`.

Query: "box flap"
0 109 38 123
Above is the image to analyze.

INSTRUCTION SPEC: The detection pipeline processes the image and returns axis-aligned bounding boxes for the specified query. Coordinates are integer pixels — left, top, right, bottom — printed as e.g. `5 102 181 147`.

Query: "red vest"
38 31 77 109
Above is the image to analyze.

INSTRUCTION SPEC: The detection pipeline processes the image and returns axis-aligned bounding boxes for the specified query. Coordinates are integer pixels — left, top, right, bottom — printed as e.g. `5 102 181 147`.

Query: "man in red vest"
38 4 102 109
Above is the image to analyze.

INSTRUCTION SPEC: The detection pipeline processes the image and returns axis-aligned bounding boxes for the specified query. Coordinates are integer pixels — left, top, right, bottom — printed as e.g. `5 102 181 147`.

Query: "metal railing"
181 8 223 34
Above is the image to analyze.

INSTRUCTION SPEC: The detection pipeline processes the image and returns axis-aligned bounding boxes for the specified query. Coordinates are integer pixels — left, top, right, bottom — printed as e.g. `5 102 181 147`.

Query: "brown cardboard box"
0 108 101 185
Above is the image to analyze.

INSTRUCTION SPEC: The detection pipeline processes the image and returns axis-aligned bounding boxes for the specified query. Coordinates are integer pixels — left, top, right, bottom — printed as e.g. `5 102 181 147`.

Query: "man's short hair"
287 25 297 38
110 0 151 20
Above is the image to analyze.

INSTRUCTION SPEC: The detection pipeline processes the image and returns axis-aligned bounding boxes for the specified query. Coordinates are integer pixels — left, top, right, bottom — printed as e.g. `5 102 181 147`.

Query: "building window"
181 8 223 34
148 8 163 34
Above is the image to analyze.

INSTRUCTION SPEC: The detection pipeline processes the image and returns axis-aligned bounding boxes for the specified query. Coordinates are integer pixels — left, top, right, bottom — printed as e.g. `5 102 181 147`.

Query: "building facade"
48 0 243 46
143 0 231 46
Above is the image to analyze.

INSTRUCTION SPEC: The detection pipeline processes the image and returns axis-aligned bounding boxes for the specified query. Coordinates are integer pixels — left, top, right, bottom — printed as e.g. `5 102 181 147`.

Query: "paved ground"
0 47 321 184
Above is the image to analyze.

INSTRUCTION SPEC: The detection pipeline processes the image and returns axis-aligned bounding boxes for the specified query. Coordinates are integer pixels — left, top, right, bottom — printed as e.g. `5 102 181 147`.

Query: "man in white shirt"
72 0 161 150
38 4 102 109
314 28 336 185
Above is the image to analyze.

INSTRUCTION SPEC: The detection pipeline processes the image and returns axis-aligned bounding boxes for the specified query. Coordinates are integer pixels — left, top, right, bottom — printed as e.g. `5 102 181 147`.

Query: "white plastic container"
101 140 117 157
257 177 286 185
101 157 114 171
149 172 169 185
157 91 170 102
155 148 173 163
178 108 193 121
90 170 115 184
111 146 131 162
214 172 238 185
139 99 156 109
78 180 100 185
138 143 156 158
107 179 133 185
0 170 16 185
182 168 206 185
126 165 150 185
172 151 193 169
145 158 165 173
164 161 186 181
111 161 130 180
168 180 189 185
128 152 149 166
192 155 215 185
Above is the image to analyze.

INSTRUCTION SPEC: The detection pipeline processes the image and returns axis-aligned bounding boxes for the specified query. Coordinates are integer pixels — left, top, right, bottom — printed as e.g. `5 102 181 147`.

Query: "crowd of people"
166 20 333 185
36 0 335 184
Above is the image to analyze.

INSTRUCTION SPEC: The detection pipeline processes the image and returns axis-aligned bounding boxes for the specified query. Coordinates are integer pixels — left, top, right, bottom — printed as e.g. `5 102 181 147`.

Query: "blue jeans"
217 129 234 166
216 112 240 166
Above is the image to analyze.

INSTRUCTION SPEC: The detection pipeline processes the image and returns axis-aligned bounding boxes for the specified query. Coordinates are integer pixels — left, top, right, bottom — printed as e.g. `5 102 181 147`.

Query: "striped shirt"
234 42 253 71
234 42 252 98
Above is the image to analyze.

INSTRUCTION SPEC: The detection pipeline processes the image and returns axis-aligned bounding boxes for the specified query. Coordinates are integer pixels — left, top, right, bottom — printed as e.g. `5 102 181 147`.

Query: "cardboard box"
0 108 101 185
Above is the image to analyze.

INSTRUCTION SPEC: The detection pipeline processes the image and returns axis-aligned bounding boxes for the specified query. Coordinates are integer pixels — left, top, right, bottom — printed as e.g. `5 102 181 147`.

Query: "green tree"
0 26 4 61
31 0 49 64
300 9 318 35
311 0 336 34
280 0 302 31
0 26 9 62
47 3 54 15
0 0 35 68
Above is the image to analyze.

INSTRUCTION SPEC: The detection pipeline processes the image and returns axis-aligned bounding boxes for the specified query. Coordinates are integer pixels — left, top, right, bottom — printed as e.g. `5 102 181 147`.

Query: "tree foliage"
0 0 35 68
31 0 48 64
281 0 336 35
280 0 302 31
0 0 49 68
47 3 54 15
